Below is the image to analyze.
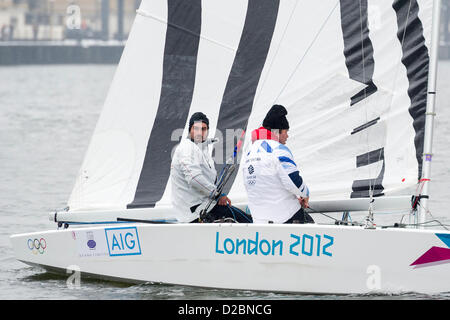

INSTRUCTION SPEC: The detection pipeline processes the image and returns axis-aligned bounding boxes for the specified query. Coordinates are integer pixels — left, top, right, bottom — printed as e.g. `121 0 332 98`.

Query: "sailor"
242 105 313 224
170 112 252 223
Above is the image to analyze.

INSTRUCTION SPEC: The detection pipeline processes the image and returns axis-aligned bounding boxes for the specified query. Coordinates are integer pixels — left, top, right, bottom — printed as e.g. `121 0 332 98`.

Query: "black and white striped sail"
67 0 434 213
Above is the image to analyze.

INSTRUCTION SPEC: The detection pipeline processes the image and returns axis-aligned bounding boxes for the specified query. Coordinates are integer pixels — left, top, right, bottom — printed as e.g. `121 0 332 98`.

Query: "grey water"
1 62 450 300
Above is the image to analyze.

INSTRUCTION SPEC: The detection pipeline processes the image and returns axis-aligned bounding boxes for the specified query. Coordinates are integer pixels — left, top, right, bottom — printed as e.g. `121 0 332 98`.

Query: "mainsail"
67 0 433 215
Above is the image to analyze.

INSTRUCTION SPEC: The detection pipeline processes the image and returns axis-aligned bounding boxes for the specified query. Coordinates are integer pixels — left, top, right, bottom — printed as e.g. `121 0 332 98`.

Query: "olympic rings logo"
27 238 47 254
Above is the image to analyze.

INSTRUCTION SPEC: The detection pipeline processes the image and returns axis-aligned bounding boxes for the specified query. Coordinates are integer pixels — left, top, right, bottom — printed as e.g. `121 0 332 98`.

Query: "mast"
419 0 442 227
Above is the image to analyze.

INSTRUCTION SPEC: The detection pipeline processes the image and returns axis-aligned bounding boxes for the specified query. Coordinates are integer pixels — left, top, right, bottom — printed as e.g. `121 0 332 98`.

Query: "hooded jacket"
242 127 309 224
170 138 217 222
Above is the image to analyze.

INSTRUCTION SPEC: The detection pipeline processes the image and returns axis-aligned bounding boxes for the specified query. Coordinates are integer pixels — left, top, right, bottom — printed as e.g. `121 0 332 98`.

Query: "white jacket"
242 138 309 224
170 138 217 222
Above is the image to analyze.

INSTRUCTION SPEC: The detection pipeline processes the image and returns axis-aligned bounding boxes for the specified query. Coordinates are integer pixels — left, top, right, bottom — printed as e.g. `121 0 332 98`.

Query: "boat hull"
10 223 450 294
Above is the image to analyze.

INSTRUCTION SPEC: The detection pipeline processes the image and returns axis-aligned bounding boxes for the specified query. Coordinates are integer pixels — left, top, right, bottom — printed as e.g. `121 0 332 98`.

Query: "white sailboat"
10 0 450 294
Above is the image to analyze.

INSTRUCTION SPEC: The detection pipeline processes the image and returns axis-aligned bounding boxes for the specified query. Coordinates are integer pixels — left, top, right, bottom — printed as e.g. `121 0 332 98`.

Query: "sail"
67 0 434 213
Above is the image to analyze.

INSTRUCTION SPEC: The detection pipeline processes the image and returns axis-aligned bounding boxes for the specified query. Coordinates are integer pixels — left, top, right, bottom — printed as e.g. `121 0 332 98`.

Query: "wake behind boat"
10 0 450 294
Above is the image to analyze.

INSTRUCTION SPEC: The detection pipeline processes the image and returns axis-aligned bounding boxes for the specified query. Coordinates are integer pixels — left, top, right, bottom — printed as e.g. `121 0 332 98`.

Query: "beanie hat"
262 104 289 130
189 112 209 131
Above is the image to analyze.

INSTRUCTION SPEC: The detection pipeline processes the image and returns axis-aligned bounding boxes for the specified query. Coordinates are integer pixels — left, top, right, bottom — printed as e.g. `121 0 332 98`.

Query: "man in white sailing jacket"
242 105 313 224
170 112 252 223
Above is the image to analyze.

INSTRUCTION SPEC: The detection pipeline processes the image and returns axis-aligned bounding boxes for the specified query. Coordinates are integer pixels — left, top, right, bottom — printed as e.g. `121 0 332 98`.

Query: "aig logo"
105 227 142 257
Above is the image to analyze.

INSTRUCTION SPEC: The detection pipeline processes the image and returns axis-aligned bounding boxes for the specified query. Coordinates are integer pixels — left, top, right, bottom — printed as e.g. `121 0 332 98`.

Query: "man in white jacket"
242 105 313 224
170 112 252 223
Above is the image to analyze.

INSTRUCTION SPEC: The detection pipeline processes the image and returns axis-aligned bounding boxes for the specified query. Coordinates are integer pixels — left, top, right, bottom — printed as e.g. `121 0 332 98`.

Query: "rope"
273 1 339 102
381 220 450 230
226 204 253 223
253 0 300 108
307 206 364 226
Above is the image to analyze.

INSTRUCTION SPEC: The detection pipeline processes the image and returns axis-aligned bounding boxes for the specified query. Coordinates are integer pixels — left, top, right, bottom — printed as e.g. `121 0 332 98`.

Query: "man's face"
190 121 208 143
278 129 289 145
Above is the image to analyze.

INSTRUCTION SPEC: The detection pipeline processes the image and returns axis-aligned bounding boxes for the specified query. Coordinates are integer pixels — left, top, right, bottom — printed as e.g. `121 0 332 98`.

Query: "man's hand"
218 195 231 206
298 197 309 208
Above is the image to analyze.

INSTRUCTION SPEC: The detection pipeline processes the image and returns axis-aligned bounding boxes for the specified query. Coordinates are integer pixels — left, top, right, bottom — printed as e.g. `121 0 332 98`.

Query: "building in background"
0 0 140 41
0 0 449 43
0 0 449 64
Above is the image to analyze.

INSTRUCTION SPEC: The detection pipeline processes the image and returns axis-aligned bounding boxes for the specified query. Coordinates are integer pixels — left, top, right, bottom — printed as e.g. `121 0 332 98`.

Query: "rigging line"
226 204 237 221
307 206 339 222
252 0 300 108
218 218 238 223
357 0 374 202
416 200 436 220
273 1 339 102
308 206 367 226
227 204 252 223
391 219 450 230
136 9 237 52
412 178 427 209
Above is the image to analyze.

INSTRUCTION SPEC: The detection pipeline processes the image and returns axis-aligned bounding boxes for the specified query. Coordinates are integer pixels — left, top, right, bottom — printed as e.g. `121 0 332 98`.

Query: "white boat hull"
10 223 450 294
